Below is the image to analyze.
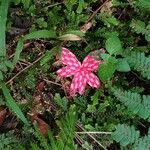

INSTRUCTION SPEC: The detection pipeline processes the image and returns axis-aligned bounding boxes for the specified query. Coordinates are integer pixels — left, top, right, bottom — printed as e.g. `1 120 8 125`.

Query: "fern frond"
136 0 150 10
112 124 140 146
0 132 20 150
130 20 147 34
133 128 150 150
112 124 150 150
125 51 150 79
113 88 150 121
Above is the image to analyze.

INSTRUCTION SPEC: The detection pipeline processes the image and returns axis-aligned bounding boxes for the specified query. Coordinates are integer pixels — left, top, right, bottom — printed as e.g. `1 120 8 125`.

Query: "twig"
6 54 44 84
43 79 62 87
87 0 110 23
76 132 107 150
75 134 84 146
19 59 32 65
76 123 107 150
76 131 112 135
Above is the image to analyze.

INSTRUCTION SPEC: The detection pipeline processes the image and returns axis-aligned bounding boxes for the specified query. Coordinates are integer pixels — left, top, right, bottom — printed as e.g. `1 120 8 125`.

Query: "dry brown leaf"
80 22 92 33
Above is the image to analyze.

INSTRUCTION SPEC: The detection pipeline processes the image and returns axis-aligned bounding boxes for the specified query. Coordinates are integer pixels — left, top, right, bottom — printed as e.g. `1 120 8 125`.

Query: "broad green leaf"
0 0 10 57
117 58 131 72
24 30 56 40
98 57 117 81
1 83 29 125
105 34 122 55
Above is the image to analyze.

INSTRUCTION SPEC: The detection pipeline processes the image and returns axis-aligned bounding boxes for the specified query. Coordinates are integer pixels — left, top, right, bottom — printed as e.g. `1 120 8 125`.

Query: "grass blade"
1 82 29 125
0 0 10 57
12 37 24 66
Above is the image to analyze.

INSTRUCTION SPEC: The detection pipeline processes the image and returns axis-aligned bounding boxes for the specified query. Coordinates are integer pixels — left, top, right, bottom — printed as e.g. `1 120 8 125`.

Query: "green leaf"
91 90 100 106
1 83 29 125
105 33 122 55
101 53 110 61
40 46 59 66
24 30 56 40
130 20 146 34
0 71 3 81
54 93 68 111
4 60 13 69
21 0 31 9
98 57 117 81
12 38 24 66
117 58 131 72
137 0 150 9
76 0 85 14
0 62 8 72
0 0 10 57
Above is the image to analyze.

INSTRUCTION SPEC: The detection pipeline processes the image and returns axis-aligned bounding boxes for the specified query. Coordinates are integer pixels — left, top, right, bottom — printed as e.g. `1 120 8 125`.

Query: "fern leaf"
133 135 150 150
112 124 150 150
130 20 147 34
113 88 150 121
0 132 20 150
112 124 140 146
125 51 150 79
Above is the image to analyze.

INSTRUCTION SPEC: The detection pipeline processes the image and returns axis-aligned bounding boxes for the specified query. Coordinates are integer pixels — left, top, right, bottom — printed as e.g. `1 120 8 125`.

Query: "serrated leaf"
130 20 146 34
105 34 122 55
98 57 117 81
117 58 131 72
